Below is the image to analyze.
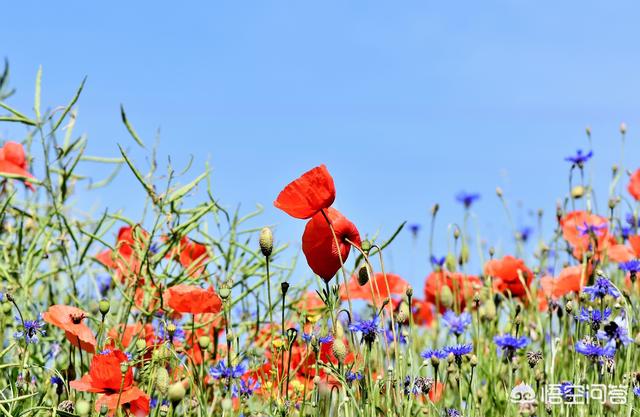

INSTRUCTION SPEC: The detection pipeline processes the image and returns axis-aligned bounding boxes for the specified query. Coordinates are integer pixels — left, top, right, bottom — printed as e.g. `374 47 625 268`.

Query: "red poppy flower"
274 164 336 219
484 255 533 298
390 298 434 326
42 305 97 353
560 210 615 260
167 236 209 277
164 284 222 314
70 349 150 416
628 169 640 200
608 235 640 263
295 291 326 315
340 272 409 305
107 323 156 349
301 208 361 282
540 265 590 299
0 141 35 190
96 226 149 282
424 271 481 312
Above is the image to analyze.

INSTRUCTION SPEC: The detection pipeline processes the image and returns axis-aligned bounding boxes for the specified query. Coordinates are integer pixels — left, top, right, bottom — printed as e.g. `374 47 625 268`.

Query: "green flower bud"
259 227 273 257
221 398 233 411
135 339 146 352
99 299 110 315
332 338 347 363
156 367 170 396
361 240 371 253
168 382 186 403
198 336 211 350
75 400 90 417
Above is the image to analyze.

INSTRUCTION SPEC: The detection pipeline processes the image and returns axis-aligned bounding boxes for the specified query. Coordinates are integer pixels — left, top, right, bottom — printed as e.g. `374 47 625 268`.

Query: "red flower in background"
70 349 149 416
628 169 640 200
340 272 409 305
608 235 640 263
302 208 360 282
167 237 209 277
537 264 591 310
560 210 615 259
96 226 149 282
391 298 434 326
43 305 96 353
424 271 481 312
107 323 156 349
0 141 35 190
484 255 533 298
164 284 222 314
274 164 336 219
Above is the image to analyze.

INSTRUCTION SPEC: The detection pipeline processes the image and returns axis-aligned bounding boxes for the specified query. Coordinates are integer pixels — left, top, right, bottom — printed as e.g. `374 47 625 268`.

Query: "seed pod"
156 367 170 396
259 227 273 257
332 338 347 363
571 185 585 199
357 264 370 286
396 302 410 324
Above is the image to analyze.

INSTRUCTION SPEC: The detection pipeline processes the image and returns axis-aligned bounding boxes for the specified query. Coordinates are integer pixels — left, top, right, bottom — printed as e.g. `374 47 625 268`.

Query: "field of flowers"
2 65 640 417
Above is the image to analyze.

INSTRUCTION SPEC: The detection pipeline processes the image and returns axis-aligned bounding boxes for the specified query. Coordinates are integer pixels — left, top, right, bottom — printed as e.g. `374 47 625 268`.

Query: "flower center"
70 313 85 324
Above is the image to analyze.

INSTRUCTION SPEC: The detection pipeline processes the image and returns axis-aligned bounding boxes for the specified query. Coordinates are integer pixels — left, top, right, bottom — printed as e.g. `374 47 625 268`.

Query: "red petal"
274 165 336 219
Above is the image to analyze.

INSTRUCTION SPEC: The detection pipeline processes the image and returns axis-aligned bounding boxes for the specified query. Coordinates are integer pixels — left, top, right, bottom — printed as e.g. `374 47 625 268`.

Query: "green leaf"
52 76 86 133
120 104 145 148
166 170 209 203
34 65 42 121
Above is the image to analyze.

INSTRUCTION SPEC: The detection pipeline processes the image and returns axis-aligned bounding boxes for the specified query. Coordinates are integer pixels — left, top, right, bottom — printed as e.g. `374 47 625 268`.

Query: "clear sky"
1 1 640 290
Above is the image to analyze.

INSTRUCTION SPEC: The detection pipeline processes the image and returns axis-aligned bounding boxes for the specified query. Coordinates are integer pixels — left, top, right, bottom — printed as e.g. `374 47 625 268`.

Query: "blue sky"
1 1 640 290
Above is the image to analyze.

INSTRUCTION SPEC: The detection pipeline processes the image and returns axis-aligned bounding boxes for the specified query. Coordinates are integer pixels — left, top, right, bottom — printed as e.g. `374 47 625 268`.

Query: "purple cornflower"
577 222 607 237
442 310 472 336
14 316 46 344
517 226 533 243
442 344 473 364
409 224 421 235
626 213 639 227
348 316 382 347
620 260 640 274
565 149 593 166
345 371 363 383
583 277 620 300
385 327 407 344
301 330 333 345
445 409 462 417
494 334 529 360
420 348 446 360
455 191 480 208
209 361 247 380
97 275 112 296
50 376 63 386
232 377 260 398
577 307 611 325
633 387 640 397
598 317 633 346
559 382 576 401
430 255 446 268
575 339 616 359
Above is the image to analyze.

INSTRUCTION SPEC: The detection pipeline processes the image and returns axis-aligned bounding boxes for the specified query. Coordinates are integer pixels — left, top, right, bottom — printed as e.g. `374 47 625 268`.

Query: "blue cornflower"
620 260 640 274
577 222 607 237
517 226 533 243
559 382 575 400
445 409 462 417
583 277 620 300
626 213 639 227
577 307 611 324
575 339 616 359
97 275 112 296
149 398 169 409
455 191 481 208
598 317 634 346
209 361 247 380
621 226 632 240
409 224 421 235
633 387 640 397
385 328 407 345
345 371 363 383
348 316 382 346
50 376 63 386
231 377 260 398
565 149 593 166
0 292 5 302
494 334 529 359
155 321 185 344
301 330 333 345
420 348 446 360
14 316 46 344
430 255 446 268
442 310 472 336
442 344 473 364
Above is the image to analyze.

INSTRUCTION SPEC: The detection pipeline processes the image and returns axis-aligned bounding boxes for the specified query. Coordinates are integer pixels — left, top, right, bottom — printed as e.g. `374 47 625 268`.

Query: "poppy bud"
496 187 503 197
612 165 619 176
585 126 591 136
259 227 273 257
406 286 413 298
620 122 627 134
221 398 233 411
98 299 110 316
357 264 370 286
75 400 90 417
438 286 454 309
334 320 344 339
100 404 108 416
361 239 371 254
120 362 129 374
571 185 585 199
156 367 170 395
459 244 469 265
396 302 410 324
431 204 439 216
332 338 347 363
135 339 146 352
218 287 231 300
198 336 211 350
281 282 290 295
168 382 186 403
488 247 495 258
445 253 457 272
453 227 460 240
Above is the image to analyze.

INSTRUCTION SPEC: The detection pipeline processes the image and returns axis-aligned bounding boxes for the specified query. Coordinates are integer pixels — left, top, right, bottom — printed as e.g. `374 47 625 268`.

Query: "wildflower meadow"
2 64 640 417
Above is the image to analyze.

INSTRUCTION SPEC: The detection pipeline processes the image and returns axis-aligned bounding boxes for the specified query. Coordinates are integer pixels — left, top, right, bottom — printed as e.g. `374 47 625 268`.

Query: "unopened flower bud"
357 264 370 286
99 299 110 315
431 204 439 216
100 404 109 416
76 400 90 416
219 286 231 300
571 185 585 199
259 227 273 257
120 362 129 374
361 240 371 253
135 339 146 352
168 382 186 403
332 338 347 363
156 367 170 395
221 398 233 411
438 286 454 309
198 336 211 350
396 302 410 324
620 122 627 134
496 187 503 197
